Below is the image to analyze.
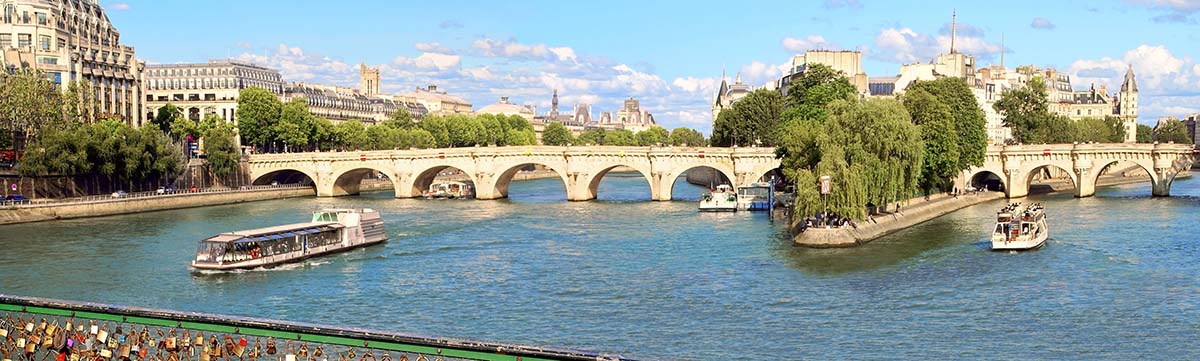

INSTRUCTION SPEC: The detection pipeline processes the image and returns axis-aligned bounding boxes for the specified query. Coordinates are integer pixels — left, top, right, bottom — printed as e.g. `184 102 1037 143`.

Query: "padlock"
25 322 34 333
90 325 99 336
100 349 113 359
265 338 276 355
98 330 109 344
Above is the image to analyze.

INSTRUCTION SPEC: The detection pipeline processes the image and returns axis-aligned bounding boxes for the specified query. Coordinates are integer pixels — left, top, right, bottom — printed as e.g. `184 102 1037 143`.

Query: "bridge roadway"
961 143 1196 198
246 146 782 200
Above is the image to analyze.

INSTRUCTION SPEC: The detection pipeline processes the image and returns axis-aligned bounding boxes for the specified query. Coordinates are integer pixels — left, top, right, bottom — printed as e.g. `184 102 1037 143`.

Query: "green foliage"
1136 124 1153 143
235 87 283 149
63 81 97 125
602 129 638 146
504 128 537 146
669 127 706 146
153 103 181 135
1154 118 1192 144
419 116 451 147
333 120 370 150
577 128 606 145
19 121 182 190
1073 116 1127 143
711 89 784 147
542 122 575 146
204 124 240 178
312 117 336 150
635 126 670 146
782 63 858 123
0 69 64 149
907 78 987 170
275 98 312 150
902 88 960 193
994 77 1053 144
779 99 924 220
382 108 416 129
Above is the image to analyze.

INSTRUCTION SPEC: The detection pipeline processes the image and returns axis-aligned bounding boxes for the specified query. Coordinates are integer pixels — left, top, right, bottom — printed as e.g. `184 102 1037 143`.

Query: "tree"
275 98 312 151
603 129 638 146
577 128 605 145
1136 124 1153 143
1154 118 1192 144
63 80 97 125
635 126 670 146
669 127 706 146
0 69 64 151
542 122 574 146
783 63 858 122
907 78 987 170
711 89 784 147
152 103 182 135
902 88 960 193
994 77 1053 144
477 114 506 145
1074 116 1126 143
382 108 416 129
410 129 437 148
204 124 240 178
236 87 282 150
779 99 924 220
419 116 451 147
333 120 370 150
504 128 537 146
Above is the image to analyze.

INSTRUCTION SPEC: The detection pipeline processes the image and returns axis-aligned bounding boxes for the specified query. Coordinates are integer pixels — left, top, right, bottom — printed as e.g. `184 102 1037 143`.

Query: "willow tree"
782 99 924 220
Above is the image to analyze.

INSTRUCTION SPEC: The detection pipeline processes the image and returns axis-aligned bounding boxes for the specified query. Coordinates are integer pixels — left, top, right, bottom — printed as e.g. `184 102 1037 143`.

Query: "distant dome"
477 96 535 118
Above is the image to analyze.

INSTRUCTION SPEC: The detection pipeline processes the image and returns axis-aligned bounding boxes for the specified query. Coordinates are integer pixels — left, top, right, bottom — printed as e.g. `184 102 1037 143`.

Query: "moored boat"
736 182 774 211
191 209 387 271
990 202 1048 251
699 184 738 212
424 181 475 199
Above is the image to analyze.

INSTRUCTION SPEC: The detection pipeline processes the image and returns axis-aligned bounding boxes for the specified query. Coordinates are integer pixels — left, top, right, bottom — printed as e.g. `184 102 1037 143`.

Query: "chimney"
427 84 438 92
500 96 509 103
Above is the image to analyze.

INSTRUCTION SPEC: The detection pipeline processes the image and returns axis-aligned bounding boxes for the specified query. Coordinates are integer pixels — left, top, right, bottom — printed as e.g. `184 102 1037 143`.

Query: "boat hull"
991 224 1049 251
190 237 387 271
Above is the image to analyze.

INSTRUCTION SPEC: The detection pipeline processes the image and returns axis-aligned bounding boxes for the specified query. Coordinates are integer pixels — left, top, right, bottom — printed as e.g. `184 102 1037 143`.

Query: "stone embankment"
792 171 1191 248
0 186 315 225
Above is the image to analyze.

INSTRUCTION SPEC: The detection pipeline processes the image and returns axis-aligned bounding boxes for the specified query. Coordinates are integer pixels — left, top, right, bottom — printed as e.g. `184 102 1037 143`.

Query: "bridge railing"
0 294 638 361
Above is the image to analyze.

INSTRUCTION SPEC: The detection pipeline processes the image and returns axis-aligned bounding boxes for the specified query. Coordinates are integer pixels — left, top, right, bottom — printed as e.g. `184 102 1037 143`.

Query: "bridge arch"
252 168 317 186
485 162 570 200
405 164 480 199
580 163 655 201
326 166 397 197
1022 163 1078 196
1090 160 1158 196
662 165 735 200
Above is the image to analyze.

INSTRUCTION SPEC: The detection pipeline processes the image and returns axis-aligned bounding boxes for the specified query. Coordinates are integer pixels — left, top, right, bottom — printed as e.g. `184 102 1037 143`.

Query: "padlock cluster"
0 315 454 361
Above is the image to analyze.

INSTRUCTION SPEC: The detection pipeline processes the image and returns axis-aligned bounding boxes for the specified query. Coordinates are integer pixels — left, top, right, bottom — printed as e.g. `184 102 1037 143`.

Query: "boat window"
312 212 338 222
194 241 228 263
993 224 1003 235
1021 223 1030 235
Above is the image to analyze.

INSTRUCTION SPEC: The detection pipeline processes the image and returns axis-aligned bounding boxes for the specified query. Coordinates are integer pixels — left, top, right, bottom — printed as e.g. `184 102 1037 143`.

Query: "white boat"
424 181 474 199
191 209 387 271
990 202 1048 251
699 184 738 212
736 182 774 211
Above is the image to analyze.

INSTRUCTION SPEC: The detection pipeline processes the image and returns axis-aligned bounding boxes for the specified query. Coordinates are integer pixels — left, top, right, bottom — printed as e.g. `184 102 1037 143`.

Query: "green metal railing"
0 295 639 361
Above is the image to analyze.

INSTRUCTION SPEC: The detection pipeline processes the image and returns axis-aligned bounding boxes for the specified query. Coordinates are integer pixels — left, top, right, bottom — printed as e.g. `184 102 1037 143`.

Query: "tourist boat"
423 181 474 199
699 184 738 212
191 209 388 271
990 202 1048 251
736 182 775 211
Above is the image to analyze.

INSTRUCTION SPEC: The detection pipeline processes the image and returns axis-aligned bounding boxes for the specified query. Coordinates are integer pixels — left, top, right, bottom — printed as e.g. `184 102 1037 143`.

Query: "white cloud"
872 25 1001 64
414 42 454 54
234 43 355 83
1031 17 1056 30
782 35 837 53
471 38 578 63
1131 0 1200 22
108 2 130 11
1068 44 1199 120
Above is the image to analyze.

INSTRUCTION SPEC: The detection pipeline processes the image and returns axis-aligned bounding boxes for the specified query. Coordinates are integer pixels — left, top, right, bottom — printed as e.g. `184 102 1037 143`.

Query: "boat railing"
0 294 641 361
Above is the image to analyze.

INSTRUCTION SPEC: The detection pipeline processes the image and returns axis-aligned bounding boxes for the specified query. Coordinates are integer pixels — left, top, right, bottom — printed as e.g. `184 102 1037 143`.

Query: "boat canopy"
202 224 341 244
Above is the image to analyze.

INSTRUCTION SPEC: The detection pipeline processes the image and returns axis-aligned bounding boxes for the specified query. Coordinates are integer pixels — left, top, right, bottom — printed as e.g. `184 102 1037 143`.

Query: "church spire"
950 9 957 54
1000 33 1005 68
1121 64 1138 93
735 70 742 84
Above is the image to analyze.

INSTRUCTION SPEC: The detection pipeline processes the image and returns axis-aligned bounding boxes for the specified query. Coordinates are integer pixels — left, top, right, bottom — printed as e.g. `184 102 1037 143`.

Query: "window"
57 38 65 49
37 57 56 65
18 33 31 47
36 12 46 25
0 34 10 48
39 35 50 50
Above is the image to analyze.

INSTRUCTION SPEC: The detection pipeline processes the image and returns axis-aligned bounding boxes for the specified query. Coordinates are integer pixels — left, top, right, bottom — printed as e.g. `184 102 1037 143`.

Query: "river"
1 173 1198 359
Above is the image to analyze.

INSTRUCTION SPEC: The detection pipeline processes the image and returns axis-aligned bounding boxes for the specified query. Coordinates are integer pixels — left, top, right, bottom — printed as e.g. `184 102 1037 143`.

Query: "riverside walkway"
0 294 637 361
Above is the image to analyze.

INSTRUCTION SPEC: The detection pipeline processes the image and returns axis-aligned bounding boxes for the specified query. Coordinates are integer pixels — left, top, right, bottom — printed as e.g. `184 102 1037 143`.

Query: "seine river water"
2 173 1199 359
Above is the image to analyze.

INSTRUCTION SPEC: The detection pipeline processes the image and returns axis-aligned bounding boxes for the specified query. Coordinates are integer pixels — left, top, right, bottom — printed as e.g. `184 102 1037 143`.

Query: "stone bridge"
961 143 1196 198
245 146 781 201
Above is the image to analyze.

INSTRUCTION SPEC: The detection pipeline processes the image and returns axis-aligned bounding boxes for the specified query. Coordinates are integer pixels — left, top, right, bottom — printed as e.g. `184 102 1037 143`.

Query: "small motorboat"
699 184 738 212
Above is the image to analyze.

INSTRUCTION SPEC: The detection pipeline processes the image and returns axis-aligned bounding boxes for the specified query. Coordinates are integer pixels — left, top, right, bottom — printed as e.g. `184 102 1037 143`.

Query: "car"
4 194 27 202
270 181 279 186
189 186 199 193
111 190 128 198
157 187 166 194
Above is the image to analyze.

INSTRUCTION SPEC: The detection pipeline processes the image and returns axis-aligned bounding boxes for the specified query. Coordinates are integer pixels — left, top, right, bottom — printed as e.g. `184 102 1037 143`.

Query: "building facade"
1 0 145 125
770 50 869 95
604 97 655 132
395 85 472 116
533 89 591 126
712 69 752 122
145 60 283 125
282 82 400 125
359 61 379 97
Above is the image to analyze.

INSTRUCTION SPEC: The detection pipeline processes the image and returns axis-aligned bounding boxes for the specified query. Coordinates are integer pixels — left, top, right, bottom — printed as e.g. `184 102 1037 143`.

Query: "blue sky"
105 0 1200 132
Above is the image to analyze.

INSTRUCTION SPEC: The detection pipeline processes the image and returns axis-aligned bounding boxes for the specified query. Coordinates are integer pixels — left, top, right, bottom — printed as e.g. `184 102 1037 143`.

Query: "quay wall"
0 187 315 226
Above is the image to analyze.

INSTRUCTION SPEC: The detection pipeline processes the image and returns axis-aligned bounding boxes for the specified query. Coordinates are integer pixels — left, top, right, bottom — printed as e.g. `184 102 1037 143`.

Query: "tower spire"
1000 33 1005 68
722 65 727 81
735 70 742 84
950 9 957 54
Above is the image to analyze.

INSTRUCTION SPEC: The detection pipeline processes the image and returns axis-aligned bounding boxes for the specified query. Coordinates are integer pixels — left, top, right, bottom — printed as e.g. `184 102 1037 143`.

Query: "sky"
103 0 1200 133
